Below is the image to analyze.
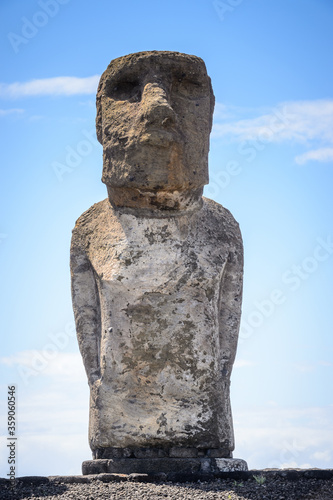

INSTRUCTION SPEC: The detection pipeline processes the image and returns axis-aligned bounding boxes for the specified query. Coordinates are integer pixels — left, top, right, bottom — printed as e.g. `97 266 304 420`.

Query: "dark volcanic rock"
1 470 332 500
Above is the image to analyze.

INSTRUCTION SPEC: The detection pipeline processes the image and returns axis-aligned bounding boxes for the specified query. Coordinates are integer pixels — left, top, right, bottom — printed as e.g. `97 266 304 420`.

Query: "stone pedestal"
82 457 248 476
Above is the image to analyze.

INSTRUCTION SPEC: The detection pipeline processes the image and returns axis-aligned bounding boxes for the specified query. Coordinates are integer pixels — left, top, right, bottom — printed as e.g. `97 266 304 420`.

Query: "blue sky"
1 0 333 476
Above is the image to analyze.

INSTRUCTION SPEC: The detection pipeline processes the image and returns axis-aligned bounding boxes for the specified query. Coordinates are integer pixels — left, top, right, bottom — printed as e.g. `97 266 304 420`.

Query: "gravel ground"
1 476 332 500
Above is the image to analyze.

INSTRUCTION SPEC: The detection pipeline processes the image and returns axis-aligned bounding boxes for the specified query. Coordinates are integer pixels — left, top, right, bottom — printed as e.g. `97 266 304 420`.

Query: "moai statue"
71 51 247 475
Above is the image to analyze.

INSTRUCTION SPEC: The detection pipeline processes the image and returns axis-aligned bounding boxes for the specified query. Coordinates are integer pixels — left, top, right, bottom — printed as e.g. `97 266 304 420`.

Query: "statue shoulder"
71 198 117 250
73 198 112 228
201 197 243 247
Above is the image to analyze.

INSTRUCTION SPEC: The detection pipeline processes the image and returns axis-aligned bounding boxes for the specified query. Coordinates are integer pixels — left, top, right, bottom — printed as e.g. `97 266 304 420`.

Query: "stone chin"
106 185 205 211
101 136 208 210
101 138 186 189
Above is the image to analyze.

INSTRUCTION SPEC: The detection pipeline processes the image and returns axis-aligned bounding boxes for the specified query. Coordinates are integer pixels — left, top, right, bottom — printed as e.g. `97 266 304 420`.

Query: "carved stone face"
96 51 214 196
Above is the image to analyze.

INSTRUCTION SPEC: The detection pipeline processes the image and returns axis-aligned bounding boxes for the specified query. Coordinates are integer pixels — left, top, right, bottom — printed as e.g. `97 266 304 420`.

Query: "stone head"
96 51 215 209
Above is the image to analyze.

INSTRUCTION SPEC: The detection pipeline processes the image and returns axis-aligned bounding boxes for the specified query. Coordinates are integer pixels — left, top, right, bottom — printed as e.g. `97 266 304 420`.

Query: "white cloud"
17 385 89 431
0 349 90 477
0 380 90 477
0 108 24 115
233 405 333 469
312 450 332 462
79 99 95 108
319 360 333 367
0 75 100 98
234 359 254 368
290 360 333 373
213 99 333 143
212 99 333 165
1 350 86 384
295 147 333 165
292 362 315 373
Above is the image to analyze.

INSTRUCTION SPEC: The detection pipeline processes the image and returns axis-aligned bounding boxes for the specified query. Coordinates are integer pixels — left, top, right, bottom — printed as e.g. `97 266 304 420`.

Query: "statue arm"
70 230 101 386
218 231 244 377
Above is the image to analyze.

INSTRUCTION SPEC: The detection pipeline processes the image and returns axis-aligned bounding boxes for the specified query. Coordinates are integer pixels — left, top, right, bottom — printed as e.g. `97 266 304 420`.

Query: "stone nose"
139 82 177 128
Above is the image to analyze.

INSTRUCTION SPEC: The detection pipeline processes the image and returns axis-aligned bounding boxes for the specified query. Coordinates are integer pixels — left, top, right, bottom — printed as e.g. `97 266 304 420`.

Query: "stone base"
92 446 233 460
82 457 248 476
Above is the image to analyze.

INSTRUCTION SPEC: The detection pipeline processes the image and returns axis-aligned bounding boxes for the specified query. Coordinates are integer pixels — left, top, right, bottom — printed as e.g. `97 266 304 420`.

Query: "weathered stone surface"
93 446 232 459
82 457 247 475
15 476 50 485
71 51 245 471
214 458 248 472
207 448 233 458
169 447 199 458
96 51 214 198
71 197 243 451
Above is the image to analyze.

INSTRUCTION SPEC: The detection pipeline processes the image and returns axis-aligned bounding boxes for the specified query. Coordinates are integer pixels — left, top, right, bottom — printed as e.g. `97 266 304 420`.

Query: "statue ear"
96 74 104 145
208 77 215 133
96 94 103 145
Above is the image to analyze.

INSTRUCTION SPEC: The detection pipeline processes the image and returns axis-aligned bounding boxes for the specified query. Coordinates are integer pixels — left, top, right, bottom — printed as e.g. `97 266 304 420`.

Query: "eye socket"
171 74 206 99
106 80 141 102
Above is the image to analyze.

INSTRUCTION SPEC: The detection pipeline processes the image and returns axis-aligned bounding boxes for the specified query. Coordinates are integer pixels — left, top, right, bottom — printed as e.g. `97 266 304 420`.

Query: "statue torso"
72 197 241 449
